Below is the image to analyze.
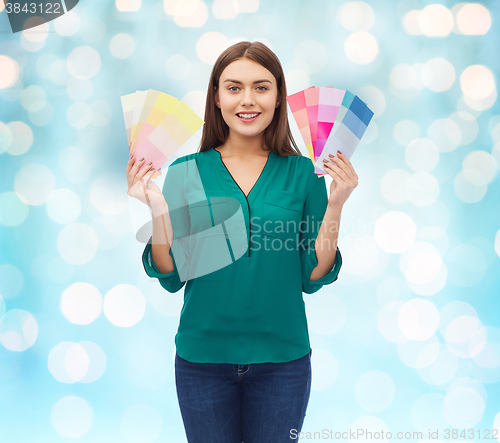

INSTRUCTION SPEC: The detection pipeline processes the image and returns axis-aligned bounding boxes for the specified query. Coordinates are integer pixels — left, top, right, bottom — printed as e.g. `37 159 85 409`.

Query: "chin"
236 131 263 139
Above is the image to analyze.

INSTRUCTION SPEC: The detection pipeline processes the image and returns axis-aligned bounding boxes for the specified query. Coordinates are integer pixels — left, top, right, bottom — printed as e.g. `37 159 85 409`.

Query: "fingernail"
139 157 144 161
130 154 134 159
337 150 341 155
147 161 152 165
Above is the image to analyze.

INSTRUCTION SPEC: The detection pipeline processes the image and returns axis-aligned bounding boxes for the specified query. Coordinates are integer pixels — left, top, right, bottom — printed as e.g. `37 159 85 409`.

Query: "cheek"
262 95 279 114
219 93 236 109
263 100 277 120
264 111 275 124
219 99 236 119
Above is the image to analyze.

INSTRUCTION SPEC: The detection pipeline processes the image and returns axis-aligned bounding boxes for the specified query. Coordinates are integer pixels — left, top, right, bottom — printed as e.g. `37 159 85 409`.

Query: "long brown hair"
198 41 301 157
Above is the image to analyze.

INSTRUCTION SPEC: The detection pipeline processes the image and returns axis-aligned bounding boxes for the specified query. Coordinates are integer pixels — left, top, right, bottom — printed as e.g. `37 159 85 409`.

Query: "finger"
336 151 357 177
323 162 343 184
126 154 141 176
138 166 155 186
329 153 357 181
126 154 135 174
323 159 348 182
130 156 147 176
136 160 154 181
321 159 336 179
328 153 352 176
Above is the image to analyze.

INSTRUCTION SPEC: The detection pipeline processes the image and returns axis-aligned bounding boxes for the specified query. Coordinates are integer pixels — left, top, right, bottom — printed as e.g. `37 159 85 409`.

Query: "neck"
218 131 270 157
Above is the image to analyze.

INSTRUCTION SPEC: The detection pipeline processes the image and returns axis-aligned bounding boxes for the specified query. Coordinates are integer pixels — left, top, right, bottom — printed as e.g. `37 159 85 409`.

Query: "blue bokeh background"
1 0 499 441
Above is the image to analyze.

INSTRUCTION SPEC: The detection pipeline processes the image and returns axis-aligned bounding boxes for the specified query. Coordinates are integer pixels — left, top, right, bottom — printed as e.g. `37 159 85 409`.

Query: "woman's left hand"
322 150 358 209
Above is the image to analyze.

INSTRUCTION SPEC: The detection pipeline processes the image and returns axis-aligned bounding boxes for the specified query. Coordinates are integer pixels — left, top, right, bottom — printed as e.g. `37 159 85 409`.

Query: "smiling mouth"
236 112 261 119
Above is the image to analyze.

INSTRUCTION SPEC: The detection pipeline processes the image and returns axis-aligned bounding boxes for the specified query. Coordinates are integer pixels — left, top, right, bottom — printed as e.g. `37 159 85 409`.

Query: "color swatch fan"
120 89 204 179
287 87 373 176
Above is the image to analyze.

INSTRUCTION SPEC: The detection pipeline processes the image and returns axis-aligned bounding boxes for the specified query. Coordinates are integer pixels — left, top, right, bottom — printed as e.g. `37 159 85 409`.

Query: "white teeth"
238 113 259 119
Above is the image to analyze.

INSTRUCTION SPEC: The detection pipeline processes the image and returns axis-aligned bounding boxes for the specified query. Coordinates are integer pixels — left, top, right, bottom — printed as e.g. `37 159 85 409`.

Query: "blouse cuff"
306 243 342 286
142 241 177 279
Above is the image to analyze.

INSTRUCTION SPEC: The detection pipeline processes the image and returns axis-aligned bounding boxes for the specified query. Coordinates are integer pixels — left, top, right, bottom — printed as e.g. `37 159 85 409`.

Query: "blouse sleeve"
142 243 185 293
141 157 190 293
299 166 342 294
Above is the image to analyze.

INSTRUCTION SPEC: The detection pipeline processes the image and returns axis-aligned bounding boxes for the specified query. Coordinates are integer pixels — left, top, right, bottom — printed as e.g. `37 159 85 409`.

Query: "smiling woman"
134 41 344 443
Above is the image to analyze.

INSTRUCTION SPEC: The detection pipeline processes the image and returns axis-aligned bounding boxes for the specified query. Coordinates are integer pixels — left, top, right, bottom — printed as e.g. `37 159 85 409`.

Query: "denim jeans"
174 350 312 443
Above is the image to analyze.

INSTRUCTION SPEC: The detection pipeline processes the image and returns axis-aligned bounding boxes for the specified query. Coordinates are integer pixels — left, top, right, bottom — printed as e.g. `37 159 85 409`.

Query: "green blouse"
142 148 342 364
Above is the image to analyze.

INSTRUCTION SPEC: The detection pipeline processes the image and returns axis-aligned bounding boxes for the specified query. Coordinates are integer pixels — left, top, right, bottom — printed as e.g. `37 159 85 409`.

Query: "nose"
240 88 255 107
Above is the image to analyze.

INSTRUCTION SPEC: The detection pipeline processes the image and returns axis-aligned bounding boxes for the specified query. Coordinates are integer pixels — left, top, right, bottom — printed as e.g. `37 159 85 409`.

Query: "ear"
214 87 220 108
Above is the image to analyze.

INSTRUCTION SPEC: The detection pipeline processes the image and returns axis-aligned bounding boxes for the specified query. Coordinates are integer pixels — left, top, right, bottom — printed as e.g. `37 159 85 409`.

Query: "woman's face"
215 58 280 143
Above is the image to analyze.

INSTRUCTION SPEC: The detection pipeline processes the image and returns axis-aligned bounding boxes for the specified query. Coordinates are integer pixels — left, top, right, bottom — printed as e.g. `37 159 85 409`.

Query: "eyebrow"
222 79 273 85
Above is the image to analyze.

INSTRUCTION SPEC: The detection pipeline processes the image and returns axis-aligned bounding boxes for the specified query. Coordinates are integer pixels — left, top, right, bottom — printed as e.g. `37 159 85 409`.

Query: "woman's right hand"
126 155 166 211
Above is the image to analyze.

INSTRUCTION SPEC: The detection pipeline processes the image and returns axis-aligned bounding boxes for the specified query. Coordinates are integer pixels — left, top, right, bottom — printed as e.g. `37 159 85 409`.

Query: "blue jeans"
175 350 312 443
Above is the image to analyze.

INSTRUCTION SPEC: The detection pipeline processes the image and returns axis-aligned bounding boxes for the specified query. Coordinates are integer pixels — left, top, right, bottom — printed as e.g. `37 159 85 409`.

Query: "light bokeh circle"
454 170 487 203
456 3 491 35
0 309 38 351
337 2 375 32
462 150 497 186
60 282 103 325
405 138 440 172
103 284 146 327
411 393 447 431
398 298 439 341
0 55 20 89
443 386 485 428
399 241 447 290
460 65 496 101
110 33 136 59
419 4 454 37
421 57 455 92
344 32 378 65
51 396 94 438
4 121 33 155
196 32 229 64
67 46 101 80
405 172 440 206
374 211 417 253
14 163 56 205
54 10 81 36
